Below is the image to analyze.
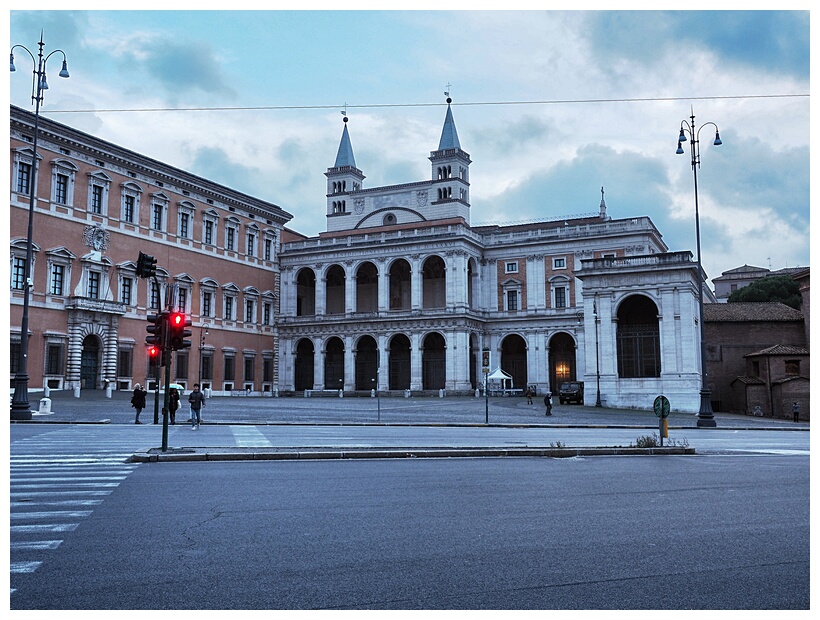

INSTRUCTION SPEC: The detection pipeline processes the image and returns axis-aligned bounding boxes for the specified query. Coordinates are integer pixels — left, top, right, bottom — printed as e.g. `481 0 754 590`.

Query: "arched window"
616 295 661 378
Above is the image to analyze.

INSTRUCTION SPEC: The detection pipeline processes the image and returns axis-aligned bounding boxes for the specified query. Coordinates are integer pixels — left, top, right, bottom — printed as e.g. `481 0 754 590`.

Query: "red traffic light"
170 312 184 327
147 345 159 358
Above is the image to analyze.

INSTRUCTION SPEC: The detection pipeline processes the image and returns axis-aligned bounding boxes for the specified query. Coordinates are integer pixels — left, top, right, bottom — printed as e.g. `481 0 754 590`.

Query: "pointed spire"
437 96 461 151
599 186 608 219
334 115 357 168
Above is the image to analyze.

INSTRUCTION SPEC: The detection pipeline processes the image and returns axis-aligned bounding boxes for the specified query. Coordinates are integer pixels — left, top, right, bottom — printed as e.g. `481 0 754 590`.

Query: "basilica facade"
277 101 706 411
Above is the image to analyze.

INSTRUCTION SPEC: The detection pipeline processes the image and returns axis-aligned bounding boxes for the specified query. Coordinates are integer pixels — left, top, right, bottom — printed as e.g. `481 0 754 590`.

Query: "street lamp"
593 298 602 407
198 323 210 387
677 107 722 428
10 33 70 421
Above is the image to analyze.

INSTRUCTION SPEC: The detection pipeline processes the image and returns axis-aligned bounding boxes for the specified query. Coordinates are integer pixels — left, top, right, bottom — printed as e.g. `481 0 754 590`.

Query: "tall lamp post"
593 299 602 407
10 33 70 421
677 108 722 428
198 323 210 387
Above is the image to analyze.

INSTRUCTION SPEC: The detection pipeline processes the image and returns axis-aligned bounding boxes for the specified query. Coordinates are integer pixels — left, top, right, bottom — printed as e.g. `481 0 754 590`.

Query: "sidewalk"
18 388 809 430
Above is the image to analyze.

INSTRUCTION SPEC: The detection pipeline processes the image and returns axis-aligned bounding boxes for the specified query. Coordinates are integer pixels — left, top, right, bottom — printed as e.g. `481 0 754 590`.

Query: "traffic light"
147 344 160 361
482 348 490 369
136 251 157 279
146 312 167 349
168 311 192 351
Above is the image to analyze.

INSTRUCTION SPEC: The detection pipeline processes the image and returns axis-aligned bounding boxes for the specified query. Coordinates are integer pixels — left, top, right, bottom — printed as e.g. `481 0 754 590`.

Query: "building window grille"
12 257 26 290
17 162 31 194
51 264 65 296
87 271 101 299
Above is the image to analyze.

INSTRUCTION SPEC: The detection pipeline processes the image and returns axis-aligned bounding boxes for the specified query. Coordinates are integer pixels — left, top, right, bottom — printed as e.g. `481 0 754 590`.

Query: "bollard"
204 387 212 398
73 385 81 398
44 386 50 398
338 389 343 398
438 389 445 398
39 397 52 414
370 389 375 397
105 385 113 398
273 387 279 398
404 389 411 398
474 389 480 398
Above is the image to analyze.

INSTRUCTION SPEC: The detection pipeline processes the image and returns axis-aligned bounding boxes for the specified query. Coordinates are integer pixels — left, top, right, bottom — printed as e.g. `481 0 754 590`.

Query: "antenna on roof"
444 83 452 103
341 103 348 123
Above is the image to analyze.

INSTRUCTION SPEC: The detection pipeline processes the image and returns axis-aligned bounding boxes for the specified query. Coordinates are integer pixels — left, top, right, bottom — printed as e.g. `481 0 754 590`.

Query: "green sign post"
654 395 670 446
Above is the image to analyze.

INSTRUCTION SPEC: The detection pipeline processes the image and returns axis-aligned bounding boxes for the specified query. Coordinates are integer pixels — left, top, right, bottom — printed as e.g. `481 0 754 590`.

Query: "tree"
727 275 801 309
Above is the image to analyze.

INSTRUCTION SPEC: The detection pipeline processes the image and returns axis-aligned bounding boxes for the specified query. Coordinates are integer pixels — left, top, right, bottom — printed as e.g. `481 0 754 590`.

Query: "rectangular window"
205 221 214 245
263 357 273 382
203 291 212 317
46 344 63 375
178 288 187 313
90 185 103 214
245 300 254 323
785 360 801 376
555 287 567 309
12 257 26 290
152 204 163 230
244 357 255 382
17 162 31 194
264 239 272 261
179 213 189 238
225 296 234 320
223 356 235 381
507 290 518 311
263 302 271 325
11 341 22 375
226 228 235 251
505 262 518 274
51 264 65 296
123 195 135 223
553 257 566 269
87 271 101 299
121 276 133 305
150 281 160 309
175 352 188 381
247 233 255 257
55 174 68 204
118 348 133 378
201 353 213 381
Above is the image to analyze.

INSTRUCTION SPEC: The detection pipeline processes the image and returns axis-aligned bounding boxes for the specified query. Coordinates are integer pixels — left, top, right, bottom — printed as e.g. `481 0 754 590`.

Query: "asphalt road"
10 453 810 610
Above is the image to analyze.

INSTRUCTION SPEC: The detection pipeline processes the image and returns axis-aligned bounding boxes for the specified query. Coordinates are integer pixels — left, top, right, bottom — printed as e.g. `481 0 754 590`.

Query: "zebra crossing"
9 426 151 595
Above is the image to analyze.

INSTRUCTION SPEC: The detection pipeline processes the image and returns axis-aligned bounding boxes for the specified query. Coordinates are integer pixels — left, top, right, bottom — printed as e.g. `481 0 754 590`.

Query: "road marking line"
10 561 42 574
11 541 63 551
231 426 273 447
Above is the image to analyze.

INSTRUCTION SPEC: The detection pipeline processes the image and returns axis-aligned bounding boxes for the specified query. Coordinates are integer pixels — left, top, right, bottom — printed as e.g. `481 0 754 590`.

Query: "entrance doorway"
80 335 101 389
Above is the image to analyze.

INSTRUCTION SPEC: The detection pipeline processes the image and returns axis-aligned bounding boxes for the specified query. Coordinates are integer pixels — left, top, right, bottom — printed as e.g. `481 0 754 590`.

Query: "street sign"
653 395 670 419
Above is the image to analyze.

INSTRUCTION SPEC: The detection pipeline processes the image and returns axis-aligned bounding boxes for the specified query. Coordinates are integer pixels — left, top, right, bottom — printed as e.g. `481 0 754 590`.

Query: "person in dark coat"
544 392 553 416
168 387 180 425
131 384 147 424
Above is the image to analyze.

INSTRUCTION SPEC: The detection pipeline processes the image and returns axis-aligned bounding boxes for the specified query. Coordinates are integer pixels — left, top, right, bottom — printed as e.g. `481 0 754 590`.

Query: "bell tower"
325 114 365 221
429 95 471 207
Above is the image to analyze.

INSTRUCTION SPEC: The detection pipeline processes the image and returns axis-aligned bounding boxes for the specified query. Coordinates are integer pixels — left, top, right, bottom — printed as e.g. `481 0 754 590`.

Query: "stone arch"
616 294 661 378
500 333 528 389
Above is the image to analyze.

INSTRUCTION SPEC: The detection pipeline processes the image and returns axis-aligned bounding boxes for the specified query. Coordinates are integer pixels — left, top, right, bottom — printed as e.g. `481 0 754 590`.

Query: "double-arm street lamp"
10 33 70 421
677 108 722 428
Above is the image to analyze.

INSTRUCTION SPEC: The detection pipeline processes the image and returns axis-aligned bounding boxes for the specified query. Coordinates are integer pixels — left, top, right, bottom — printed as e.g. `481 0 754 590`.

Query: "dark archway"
80 334 101 389
294 338 314 391
500 334 527 389
549 332 576 392
469 334 478 389
422 332 446 390
388 259 411 310
422 255 446 309
296 268 316 316
617 295 661 378
356 262 378 313
324 337 345 390
388 334 411 390
355 335 379 391
325 265 345 315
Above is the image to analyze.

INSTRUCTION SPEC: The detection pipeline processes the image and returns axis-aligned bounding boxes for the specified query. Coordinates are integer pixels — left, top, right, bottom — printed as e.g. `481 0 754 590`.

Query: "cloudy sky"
8 6 810 284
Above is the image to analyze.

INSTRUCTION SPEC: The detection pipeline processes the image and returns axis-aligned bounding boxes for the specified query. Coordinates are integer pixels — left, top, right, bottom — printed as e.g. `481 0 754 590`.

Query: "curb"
130 445 696 463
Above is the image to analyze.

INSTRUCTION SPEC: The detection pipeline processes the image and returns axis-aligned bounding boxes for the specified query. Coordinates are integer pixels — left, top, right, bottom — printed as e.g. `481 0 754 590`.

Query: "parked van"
558 381 584 404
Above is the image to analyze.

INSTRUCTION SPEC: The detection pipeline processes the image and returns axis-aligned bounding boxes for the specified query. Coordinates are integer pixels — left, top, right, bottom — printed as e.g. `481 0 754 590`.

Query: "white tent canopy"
487 367 512 381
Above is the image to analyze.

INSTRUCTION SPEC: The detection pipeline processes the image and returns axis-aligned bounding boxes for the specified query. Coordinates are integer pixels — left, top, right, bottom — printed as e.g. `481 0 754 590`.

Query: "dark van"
559 381 584 404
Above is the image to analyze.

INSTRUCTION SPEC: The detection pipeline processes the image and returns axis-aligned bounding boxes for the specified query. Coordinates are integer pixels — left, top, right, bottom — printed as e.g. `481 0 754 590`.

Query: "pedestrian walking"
168 387 180 425
131 384 147 424
188 383 206 430
792 401 800 423
525 386 534 405
544 392 553 416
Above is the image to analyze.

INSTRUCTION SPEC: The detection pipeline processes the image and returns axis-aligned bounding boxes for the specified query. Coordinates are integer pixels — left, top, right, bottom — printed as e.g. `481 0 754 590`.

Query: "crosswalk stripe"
10 541 63 551
11 511 94 520
11 562 42 574
11 524 79 534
